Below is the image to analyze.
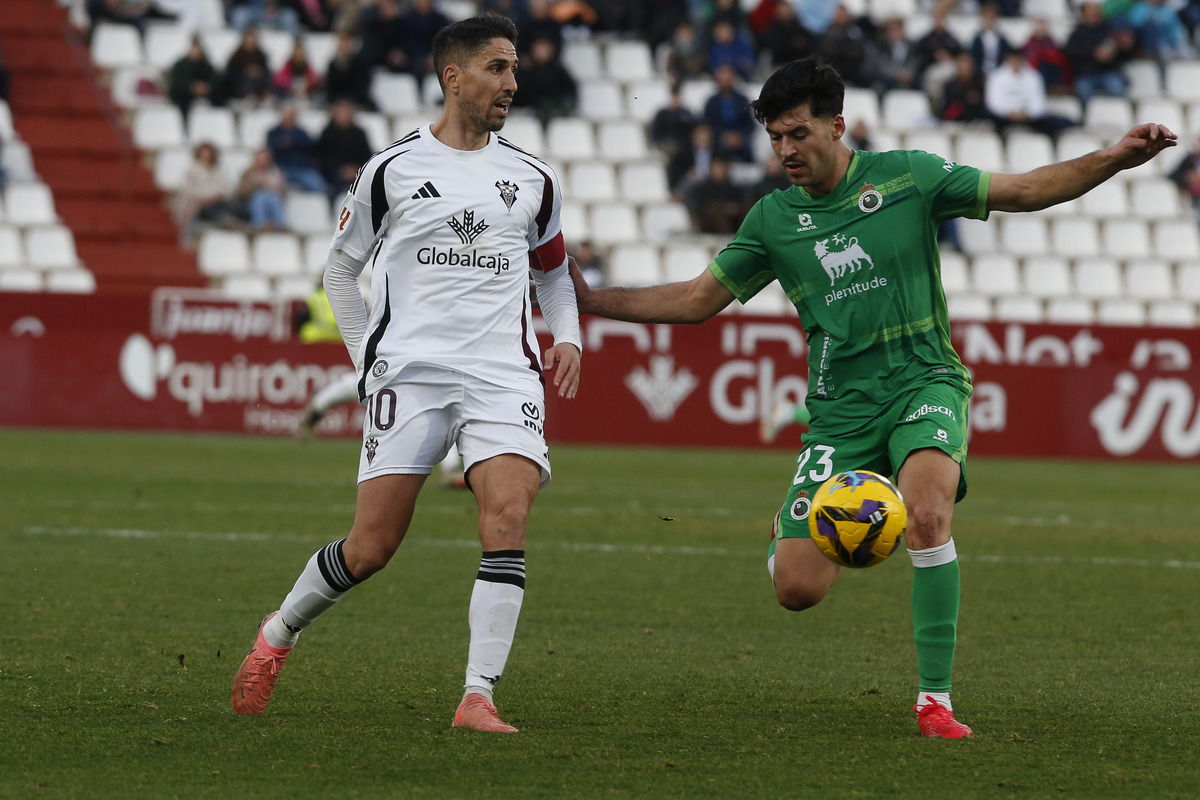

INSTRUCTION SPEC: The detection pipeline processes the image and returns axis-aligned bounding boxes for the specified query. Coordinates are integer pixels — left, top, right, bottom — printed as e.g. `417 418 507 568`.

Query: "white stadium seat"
1080 181 1129 218
302 31 339 74
994 295 1043 323
742 282 791 316
1005 131 1054 173
1044 297 1095 324
547 118 596 161
1050 218 1100 258
91 22 144 69
1154 221 1200 260
4 182 58 226
143 22 192 70
1100 219 1151 260
370 72 422 116
25 225 81 269
955 217 997 254
1 137 35 182
221 273 273 300
842 87 881 129
187 105 238 148
618 161 670 204
881 89 933 130
939 251 969 295
662 243 710 282
357 111 392 151
285 191 334 234
679 78 717 115
955 129 1004 172
559 202 590 243
0 225 25 267
598 120 649 162
0 268 44 291
45 269 96 294
1074 257 1124 299
566 162 617 202
561 39 603 82
1178 262 1200 299
946 294 992 321
578 80 626 121
607 243 662 286
1055 130 1103 163
1148 299 1197 326
1123 59 1162 100
251 232 304 275
1022 255 1073 298
998 215 1049 257
623 79 672 123
238 106 280 150
1096 298 1146 326
1083 96 1134 135
303 233 332 275
498 114 546 154
198 228 251 275
1124 258 1175 300
132 104 186 150
604 40 655 84
198 27 241 69
153 146 193 191
1164 60 1200 101
640 203 693 240
1128 178 1184 219
970 253 1021 296
587 202 640 245
1135 98 1186 140
257 28 294 71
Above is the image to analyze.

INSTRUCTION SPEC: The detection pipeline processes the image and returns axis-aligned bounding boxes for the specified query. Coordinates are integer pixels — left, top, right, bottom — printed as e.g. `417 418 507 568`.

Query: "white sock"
463 551 525 701
916 691 952 712
266 539 362 648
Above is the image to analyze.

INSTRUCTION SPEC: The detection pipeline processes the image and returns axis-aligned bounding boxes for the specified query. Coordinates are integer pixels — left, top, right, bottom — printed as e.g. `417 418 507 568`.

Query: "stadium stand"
0 0 1195 326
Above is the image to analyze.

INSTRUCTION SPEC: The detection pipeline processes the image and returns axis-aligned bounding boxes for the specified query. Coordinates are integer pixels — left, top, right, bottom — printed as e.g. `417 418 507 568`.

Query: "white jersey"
331 124 569 398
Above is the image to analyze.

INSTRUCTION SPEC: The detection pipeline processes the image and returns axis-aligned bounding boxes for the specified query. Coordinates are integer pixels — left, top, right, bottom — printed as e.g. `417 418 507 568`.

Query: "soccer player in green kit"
569 55 1178 738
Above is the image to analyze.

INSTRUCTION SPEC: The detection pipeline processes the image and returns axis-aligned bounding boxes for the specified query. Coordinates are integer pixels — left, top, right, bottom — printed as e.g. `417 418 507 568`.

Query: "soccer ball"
808 470 907 568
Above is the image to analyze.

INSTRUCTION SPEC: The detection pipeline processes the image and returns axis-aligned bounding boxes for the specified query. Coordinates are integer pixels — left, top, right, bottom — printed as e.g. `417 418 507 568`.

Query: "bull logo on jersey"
496 180 519 211
447 211 490 245
815 234 875 285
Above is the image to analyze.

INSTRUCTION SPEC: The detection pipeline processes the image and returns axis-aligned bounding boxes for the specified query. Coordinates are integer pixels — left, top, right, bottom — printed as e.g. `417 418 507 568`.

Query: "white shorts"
357 363 551 488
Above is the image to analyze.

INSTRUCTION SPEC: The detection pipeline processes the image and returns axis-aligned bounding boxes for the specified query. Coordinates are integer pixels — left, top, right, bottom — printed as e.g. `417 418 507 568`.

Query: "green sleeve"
907 150 991 223
709 199 776 303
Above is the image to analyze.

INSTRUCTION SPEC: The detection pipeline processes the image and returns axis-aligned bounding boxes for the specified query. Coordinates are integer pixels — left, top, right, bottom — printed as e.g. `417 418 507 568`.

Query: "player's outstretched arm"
988 123 1177 213
568 258 735 324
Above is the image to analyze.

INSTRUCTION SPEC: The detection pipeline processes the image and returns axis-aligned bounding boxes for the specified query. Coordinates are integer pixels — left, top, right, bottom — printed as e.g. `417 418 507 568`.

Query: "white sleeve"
322 248 370 365
531 262 582 353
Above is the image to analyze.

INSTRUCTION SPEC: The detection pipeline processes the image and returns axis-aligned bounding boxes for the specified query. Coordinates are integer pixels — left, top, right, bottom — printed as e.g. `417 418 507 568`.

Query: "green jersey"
711 149 990 419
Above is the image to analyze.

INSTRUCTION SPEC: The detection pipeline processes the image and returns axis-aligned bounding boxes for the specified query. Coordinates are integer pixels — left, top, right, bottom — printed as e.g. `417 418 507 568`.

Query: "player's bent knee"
773 579 829 612
343 535 402 578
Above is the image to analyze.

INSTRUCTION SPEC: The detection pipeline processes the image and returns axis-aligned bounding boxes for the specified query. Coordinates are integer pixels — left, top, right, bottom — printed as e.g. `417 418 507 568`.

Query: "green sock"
911 555 960 693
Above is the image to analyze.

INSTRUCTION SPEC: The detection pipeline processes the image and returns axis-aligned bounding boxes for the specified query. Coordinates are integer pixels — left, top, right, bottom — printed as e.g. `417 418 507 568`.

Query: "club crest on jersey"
858 183 883 213
446 211 489 244
496 180 519 211
365 436 379 466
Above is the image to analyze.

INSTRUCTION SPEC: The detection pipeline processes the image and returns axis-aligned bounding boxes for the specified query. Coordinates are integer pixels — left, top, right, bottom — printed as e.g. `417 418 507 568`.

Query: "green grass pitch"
1 428 1197 799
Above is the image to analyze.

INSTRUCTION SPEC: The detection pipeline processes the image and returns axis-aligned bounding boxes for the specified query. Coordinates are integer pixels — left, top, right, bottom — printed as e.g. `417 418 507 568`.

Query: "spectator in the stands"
866 17 920 93
757 1 816 69
985 47 1076 136
229 0 301 36
1127 0 1194 61
1064 1 1134 106
324 30 374 109
794 0 841 36
938 52 991 123
683 155 744 235
914 2 963 79
174 141 245 243
167 36 222 120
510 36 577 123
549 0 600 30
650 84 698 160
743 153 791 212
1166 135 1200 219
842 118 873 151
708 19 757 81
815 4 869 87
1022 17 1073 95
86 0 174 34
702 63 756 163
969 3 1014 77
268 104 327 194
707 0 747 28
274 39 322 102
668 122 717 197
291 0 333 32
357 0 407 73
222 27 273 106
570 240 606 287
236 147 288 233
523 0 566 58
0 42 9 103
316 99 372 201
400 0 451 78
664 20 709 82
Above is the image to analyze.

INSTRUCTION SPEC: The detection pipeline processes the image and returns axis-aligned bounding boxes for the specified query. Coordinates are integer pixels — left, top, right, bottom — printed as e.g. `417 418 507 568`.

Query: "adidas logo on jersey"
411 181 441 200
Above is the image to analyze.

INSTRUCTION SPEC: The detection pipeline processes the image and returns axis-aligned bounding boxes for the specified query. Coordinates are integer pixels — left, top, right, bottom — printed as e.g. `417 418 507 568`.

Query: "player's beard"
462 95 508 134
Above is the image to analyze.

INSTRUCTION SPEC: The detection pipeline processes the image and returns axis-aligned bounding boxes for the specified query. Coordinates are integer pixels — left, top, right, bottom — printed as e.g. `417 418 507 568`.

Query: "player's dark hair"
749 55 845 125
431 15 519 90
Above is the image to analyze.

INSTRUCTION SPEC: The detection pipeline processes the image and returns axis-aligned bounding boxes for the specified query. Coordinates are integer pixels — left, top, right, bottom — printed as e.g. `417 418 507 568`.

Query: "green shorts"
771 381 970 553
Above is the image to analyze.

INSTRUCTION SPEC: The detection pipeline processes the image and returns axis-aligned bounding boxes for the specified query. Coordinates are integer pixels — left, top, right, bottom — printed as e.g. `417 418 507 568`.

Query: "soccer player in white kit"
232 15 582 733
